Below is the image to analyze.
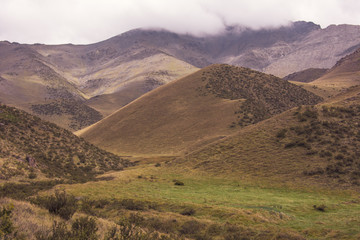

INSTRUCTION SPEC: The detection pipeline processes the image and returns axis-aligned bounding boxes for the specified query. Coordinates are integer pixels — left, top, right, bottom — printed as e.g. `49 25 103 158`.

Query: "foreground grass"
56 165 360 239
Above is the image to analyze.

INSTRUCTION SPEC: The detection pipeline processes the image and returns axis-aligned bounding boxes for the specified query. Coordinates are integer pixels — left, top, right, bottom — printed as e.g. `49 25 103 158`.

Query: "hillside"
173 85 360 189
0 104 130 182
0 41 197 129
79 64 322 156
311 47 360 90
283 68 328 82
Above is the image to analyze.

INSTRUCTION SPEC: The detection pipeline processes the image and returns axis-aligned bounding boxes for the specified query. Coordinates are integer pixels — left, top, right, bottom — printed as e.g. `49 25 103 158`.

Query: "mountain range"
1 21 360 130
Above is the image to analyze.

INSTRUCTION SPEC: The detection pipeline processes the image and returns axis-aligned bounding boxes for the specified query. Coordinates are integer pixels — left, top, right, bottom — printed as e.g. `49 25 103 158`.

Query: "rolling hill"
0 103 131 182
78 64 322 156
171 54 360 189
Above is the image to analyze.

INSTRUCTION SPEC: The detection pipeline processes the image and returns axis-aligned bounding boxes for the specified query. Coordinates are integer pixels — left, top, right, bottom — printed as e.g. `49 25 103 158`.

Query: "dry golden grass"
0 197 61 239
79 66 243 156
79 64 321 156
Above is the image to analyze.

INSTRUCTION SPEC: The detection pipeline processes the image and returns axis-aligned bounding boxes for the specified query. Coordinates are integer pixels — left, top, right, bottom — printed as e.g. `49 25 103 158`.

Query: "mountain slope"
0 104 130 182
174 85 360 189
78 64 322 156
283 68 328 83
311 47 360 89
99 22 360 77
0 41 198 129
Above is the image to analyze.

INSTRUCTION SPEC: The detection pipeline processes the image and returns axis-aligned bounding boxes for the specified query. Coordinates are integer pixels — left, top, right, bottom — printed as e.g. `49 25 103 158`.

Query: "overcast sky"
1 0 360 44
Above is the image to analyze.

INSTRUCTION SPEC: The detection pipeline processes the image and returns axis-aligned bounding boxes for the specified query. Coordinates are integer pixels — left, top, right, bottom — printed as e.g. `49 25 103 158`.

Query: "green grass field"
57 164 360 239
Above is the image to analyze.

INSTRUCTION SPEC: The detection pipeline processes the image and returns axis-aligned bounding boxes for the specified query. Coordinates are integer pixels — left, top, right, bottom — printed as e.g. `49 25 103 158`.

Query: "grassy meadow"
50 163 360 239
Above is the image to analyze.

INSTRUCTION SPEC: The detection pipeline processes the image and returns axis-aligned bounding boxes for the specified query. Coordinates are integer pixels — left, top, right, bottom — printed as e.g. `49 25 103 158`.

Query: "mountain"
0 40 198 130
0 103 131 182
103 22 360 77
283 68 328 83
1 21 360 130
78 64 322 156
311 47 360 90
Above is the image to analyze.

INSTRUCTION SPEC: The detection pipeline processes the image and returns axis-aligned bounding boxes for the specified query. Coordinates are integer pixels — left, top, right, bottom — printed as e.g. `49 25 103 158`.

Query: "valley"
1 21 360 240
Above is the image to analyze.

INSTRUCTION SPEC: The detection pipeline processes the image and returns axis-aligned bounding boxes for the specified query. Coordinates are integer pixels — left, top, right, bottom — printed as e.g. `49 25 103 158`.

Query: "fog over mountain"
1 0 360 44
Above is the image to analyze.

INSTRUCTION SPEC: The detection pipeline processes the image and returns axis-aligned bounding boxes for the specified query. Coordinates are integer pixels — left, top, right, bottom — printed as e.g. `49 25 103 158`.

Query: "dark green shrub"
313 204 326 212
28 171 37 179
0 204 14 238
120 199 147 211
180 220 204 235
174 180 184 186
34 189 77 220
71 217 98 240
180 208 196 216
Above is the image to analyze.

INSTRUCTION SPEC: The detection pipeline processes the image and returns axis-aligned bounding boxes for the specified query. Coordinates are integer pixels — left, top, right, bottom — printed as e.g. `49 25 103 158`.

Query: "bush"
36 217 98 240
173 180 184 186
180 220 204 235
34 189 77 220
276 129 287 139
28 171 37 179
313 204 326 212
71 217 98 240
0 204 14 239
36 221 70 240
180 208 196 216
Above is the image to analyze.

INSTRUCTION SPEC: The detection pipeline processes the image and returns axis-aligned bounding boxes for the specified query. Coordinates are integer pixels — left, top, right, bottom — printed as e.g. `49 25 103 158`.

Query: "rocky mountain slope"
78 64 322 156
102 21 360 77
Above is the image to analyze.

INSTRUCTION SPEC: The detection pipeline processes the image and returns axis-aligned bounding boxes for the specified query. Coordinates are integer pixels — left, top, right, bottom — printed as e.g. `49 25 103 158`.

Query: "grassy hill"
0 104 130 182
78 64 322 156
172 85 360 190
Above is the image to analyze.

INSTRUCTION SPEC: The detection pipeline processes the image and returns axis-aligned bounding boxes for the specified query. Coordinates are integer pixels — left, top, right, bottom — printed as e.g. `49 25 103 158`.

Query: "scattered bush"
36 217 97 240
33 189 77 220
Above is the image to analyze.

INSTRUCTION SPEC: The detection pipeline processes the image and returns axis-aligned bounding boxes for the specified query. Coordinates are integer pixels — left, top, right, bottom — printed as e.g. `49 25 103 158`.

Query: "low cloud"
0 0 360 44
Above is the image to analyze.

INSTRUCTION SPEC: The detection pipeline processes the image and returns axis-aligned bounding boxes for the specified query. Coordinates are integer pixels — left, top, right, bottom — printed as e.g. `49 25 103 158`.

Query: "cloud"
0 0 360 44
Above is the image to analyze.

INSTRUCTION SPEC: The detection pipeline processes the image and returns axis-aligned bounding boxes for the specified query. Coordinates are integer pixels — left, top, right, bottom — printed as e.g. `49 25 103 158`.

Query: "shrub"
71 217 98 240
313 204 326 212
276 129 287 139
180 208 196 216
180 220 204 235
0 204 14 239
36 221 70 240
120 199 147 211
36 217 98 240
174 180 184 186
28 171 37 179
34 189 77 220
